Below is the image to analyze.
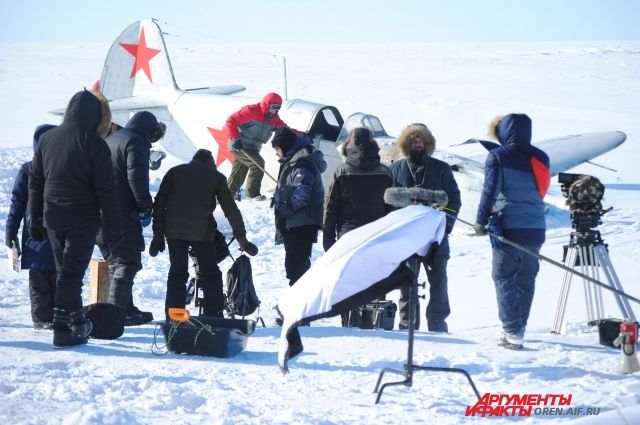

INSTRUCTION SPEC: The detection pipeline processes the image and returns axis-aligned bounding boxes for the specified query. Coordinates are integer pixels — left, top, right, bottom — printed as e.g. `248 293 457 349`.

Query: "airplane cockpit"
279 99 344 142
336 112 390 144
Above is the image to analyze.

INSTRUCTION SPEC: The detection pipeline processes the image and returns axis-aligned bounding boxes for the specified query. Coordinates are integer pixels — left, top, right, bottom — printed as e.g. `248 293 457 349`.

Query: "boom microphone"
384 187 449 209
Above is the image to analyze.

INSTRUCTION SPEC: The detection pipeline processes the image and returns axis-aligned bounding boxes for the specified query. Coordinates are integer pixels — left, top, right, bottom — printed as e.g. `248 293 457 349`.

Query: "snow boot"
124 305 154 326
498 335 524 351
52 307 92 347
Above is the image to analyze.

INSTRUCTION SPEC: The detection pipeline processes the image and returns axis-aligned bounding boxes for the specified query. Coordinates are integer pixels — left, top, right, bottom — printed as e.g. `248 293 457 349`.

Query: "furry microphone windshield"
384 187 449 209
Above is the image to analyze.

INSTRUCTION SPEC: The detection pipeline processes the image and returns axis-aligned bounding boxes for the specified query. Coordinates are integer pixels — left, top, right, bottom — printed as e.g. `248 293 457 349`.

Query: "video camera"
558 172 608 233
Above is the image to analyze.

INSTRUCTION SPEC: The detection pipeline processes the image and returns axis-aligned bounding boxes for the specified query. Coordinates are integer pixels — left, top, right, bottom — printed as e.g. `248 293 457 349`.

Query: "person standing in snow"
96 111 166 326
272 127 326 288
474 114 550 350
390 123 461 333
29 89 125 347
322 127 393 326
224 92 299 201
5 124 57 329
323 127 393 251
149 149 258 320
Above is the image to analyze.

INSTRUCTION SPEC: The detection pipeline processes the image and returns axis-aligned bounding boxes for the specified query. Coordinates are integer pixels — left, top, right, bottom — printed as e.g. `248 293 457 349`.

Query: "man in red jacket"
224 92 297 201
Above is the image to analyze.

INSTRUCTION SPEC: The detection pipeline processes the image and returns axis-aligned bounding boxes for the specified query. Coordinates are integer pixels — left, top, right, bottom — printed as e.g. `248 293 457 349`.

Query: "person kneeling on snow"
149 149 258 320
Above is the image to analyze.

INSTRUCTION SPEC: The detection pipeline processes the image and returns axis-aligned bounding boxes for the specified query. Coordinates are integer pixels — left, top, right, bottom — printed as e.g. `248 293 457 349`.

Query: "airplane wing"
460 131 626 176
534 131 626 175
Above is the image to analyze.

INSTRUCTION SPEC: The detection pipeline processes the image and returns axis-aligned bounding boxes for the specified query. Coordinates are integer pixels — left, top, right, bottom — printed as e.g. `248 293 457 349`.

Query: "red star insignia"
208 127 234 167
120 27 161 82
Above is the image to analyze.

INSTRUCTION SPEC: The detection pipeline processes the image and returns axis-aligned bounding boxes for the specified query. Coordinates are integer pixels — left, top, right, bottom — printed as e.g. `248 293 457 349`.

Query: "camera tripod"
552 228 636 334
373 255 481 404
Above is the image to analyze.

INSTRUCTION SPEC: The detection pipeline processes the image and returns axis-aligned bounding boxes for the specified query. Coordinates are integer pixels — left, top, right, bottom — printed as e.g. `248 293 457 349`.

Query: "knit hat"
271 127 297 153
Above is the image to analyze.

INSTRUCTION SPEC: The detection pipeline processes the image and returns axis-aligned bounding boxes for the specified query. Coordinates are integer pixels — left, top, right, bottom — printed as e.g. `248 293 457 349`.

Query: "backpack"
226 254 260 317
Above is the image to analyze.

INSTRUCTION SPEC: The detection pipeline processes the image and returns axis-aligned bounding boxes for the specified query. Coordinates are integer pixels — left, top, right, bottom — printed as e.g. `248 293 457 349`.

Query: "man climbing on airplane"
224 92 299 201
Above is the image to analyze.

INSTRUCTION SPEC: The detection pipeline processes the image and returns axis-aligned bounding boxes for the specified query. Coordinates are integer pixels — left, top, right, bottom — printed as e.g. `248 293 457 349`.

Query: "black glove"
30 226 44 241
323 237 335 252
5 233 17 249
236 235 258 256
231 139 243 152
149 235 165 257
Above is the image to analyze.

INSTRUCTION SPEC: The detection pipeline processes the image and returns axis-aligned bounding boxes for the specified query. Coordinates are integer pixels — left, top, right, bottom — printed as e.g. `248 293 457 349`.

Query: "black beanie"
192 149 214 166
271 127 297 153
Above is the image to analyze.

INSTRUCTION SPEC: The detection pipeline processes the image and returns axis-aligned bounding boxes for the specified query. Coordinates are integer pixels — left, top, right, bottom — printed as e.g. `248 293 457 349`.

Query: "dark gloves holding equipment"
231 139 243 152
30 226 45 241
138 208 152 228
473 223 488 236
149 235 165 257
236 235 258 256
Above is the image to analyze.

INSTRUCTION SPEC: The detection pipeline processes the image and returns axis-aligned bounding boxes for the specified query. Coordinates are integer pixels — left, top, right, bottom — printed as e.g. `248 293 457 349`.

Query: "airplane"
52 19 626 225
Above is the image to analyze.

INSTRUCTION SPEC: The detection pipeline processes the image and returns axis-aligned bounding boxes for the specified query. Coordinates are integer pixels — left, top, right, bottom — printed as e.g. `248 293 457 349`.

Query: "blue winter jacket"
274 136 327 231
5 125 56 269
475 114 550 246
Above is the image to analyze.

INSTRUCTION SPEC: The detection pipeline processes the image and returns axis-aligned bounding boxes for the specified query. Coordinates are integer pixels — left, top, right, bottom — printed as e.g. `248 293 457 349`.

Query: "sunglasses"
269 104 281 111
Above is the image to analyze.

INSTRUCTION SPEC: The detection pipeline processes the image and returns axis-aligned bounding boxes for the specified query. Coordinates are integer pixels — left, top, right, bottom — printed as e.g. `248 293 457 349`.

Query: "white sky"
1 0 639 43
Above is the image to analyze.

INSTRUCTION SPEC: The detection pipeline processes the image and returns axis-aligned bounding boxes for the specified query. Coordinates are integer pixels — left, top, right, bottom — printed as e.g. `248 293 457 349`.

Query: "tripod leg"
595 245 637 321
552 247 577 334
578 245 598 323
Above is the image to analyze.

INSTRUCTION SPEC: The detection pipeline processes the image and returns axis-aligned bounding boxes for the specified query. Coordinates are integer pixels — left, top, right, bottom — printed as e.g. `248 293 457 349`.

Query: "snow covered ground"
0 35 639 424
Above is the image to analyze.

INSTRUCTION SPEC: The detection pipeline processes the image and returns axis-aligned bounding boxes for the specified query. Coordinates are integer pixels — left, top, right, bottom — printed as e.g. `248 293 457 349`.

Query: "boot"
53 307 92 347
124 301 154 326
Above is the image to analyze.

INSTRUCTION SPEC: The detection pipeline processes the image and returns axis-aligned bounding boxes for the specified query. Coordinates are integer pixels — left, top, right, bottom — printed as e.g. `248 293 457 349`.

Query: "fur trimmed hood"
488 113 532 146
397 123 436 157
91 90 112 139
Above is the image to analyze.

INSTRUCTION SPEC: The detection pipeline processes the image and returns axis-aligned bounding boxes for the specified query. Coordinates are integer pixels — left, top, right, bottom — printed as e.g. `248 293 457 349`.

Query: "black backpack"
226 254 260 317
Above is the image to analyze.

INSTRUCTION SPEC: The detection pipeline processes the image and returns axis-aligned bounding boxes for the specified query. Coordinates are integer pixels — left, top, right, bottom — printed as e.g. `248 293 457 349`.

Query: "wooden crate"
88 258 110 304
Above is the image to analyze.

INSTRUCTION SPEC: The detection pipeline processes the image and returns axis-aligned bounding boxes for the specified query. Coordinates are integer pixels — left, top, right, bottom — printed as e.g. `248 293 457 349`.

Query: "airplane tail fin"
99 19 178 102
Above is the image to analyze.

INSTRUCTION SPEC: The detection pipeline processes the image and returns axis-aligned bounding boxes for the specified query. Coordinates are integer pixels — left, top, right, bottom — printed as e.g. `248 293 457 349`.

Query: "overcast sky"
1 0 639 44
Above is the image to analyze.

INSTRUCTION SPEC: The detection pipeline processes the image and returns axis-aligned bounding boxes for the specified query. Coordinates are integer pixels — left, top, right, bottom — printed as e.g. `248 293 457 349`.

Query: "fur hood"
488 113 532 146
91 90 113 139
397 123 436 157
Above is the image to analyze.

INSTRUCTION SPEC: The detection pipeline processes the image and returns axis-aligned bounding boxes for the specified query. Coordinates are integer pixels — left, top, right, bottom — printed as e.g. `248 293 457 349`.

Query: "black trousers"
97 242 142 309
48 228 96 312
398 255 450 331
28 268 57 324
282 225 317 287
165 239 223 319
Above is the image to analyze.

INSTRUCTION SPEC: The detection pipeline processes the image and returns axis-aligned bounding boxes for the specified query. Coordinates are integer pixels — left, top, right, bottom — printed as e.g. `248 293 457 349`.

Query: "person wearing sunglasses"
224 92 299 201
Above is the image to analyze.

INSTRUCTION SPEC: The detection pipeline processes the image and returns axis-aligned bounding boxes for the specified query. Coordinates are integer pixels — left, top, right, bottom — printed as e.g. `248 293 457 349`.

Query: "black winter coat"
323 140 393 251
101 113 154 251
152 158 247 242
29 91 122 235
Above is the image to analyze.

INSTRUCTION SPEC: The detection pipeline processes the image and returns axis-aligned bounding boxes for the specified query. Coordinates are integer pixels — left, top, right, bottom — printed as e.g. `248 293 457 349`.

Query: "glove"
236 235 258 256
138 208 152 228
30 226 45 241
231 139 243 152
5 233 17 249
473 223 488 236
323 237 335 252
149 235 165 257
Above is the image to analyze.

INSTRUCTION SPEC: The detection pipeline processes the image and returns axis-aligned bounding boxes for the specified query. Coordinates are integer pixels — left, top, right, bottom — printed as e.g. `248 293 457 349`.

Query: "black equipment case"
162 316 256 357
343 300 397 330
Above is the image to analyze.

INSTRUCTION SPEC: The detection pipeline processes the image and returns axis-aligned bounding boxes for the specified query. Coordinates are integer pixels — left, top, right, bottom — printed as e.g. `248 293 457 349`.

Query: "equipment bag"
159 316 256 357
343 300 397 331
226 254 260 317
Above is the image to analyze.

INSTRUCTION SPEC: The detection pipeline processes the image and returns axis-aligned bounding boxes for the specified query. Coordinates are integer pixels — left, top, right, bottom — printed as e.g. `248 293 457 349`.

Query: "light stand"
373 255 481 404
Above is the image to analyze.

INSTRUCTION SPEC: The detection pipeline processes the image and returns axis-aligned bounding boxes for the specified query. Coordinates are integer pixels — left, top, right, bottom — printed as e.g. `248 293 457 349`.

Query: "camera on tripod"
558 172 608 233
